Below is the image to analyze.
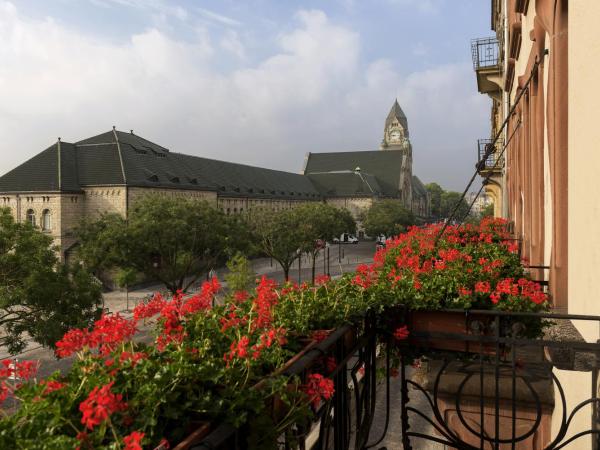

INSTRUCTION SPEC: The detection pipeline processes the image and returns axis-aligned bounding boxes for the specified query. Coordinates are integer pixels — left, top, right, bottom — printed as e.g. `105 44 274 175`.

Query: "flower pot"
407 310 501 355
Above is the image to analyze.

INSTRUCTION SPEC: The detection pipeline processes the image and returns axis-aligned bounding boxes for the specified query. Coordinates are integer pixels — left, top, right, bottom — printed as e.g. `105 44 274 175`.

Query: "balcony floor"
368 366 444 450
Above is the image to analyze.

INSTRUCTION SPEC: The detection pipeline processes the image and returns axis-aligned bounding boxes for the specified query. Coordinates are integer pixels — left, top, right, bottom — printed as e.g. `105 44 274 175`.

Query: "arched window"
26 209 36 227
42 209 51 231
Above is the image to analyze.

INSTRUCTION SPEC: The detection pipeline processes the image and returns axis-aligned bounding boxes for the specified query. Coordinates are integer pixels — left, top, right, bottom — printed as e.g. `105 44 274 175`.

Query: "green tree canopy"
0 208 101 354
361 200 415 238
294 203 355 283
77 195 249 293
248 208 305 281
440 191 471 221
425 182 443 218
481 202 495 218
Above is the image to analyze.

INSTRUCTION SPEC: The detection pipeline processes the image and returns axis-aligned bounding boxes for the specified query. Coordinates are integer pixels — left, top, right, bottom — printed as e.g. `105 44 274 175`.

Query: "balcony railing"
192 308 600 450
471 37 500 71
477 138 504 172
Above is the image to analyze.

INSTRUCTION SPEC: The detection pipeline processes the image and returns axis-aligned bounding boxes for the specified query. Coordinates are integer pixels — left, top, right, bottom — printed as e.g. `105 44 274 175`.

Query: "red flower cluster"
302 373 334 409
40 380 66 395
315 274 331 285
393 326 409 341
55 313 136 358
93 314 138 356
474 281 491 294
253 276 279 329
79 381 127 430
490 278 547 305
351 264 377 289
123 431 145 450
0 359 38 380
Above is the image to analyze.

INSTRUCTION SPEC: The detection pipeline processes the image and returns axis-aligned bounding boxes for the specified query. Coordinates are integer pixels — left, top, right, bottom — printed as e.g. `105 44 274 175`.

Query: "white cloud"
220 30 246 59
0 2 487 191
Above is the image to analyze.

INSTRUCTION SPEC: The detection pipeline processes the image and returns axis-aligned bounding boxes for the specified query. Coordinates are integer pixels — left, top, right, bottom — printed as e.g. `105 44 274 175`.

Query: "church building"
0 100 429 259
303 100 429 219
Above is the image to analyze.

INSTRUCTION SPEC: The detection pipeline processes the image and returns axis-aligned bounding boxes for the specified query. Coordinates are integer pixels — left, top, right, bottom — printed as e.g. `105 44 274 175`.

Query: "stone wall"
128 187 217 211
217 196 318 215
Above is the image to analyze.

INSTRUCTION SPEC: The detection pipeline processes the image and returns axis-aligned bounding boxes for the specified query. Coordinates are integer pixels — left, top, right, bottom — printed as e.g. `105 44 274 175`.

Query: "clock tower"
379 99 413 207
380 99 411 153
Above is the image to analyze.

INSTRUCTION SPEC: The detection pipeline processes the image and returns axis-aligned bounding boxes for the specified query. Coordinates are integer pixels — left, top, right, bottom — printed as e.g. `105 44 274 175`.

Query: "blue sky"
1 0 492 191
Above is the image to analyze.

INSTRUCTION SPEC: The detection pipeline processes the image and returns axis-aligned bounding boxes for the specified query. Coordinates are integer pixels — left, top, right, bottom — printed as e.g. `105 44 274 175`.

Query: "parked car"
332 233 359 244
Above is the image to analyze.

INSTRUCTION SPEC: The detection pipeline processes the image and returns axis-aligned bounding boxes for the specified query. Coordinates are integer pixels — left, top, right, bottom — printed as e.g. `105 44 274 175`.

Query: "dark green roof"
411 176 428 198
0 141 81 193
0 129 320 200
307 171 382 197
304 150 403 197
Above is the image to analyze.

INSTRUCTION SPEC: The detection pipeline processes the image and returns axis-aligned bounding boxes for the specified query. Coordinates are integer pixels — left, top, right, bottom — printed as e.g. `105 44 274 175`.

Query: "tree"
0 208 101 354
295 204 354 283
248 208 305 282
440 191 471 221
361 200 415 238
481 202 495 218
224 252 255 293
115 267 137 312
425 182 443 219
77 195 248 294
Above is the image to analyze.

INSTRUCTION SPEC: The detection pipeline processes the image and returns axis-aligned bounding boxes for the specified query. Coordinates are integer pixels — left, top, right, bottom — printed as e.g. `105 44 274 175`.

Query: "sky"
0 0 492 191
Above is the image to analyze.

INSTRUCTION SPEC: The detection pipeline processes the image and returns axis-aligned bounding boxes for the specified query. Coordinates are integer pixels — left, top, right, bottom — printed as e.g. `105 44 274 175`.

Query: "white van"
333 233 359 244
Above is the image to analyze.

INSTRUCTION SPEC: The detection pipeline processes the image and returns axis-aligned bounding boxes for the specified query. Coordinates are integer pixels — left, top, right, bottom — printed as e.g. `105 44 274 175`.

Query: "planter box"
408 310 501 355
169 422 211 450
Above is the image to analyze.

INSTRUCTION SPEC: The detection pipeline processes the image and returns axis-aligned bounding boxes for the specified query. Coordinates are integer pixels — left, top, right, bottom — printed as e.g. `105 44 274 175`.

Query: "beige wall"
567 0 600 339
84 187 127 218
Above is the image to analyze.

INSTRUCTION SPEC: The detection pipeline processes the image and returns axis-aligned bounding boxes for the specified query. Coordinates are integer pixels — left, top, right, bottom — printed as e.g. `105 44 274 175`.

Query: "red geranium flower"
79 382 127 430
302 373 334 409
123 431 145 450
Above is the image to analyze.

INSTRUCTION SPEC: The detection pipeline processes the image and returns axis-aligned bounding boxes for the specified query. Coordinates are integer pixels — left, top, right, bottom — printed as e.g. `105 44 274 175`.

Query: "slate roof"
0 141 82 193
385 99 409 136
0 129 321 200
307 171 382 197
304 150 404 198
411 175 428 198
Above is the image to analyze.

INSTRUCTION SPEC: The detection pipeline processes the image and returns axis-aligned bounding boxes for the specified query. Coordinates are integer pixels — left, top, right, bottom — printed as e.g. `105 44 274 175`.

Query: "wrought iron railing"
191 309 600 450
478 138 505 172
471 37 500 71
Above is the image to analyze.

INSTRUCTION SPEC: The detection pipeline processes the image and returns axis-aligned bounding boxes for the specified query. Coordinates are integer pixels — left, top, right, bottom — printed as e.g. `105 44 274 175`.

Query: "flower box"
407 310 501 355
170 422 211 450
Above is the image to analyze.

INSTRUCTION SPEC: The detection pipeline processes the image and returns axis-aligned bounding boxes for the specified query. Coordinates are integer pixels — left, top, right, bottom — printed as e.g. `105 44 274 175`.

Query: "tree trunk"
283 265 290 282
311 251 317 284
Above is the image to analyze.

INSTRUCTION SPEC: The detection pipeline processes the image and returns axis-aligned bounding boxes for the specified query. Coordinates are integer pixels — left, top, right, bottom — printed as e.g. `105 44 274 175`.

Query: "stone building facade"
0 101 429 258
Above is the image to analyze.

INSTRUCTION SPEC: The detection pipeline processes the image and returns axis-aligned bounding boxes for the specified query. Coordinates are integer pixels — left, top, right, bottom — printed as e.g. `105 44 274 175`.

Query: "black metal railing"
192 309 600 450
478 138 504 172
471 37 500 70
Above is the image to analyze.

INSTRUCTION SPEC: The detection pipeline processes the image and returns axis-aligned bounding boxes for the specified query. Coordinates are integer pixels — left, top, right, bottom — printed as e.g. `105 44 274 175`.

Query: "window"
42 209 51 231
26 209 36 227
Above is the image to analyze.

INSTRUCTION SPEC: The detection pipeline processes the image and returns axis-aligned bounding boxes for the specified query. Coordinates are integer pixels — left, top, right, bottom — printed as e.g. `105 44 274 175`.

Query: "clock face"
389 129 402 141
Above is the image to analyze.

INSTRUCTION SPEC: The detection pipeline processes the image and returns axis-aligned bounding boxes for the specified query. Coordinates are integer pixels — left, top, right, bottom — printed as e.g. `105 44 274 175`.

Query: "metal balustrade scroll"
192 309 600 450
